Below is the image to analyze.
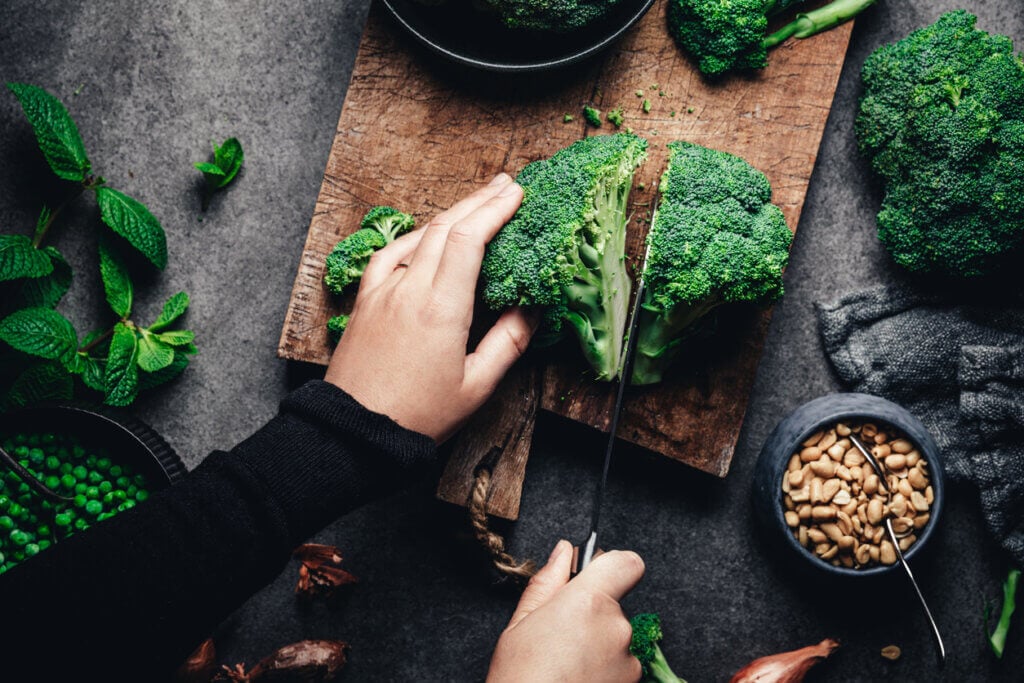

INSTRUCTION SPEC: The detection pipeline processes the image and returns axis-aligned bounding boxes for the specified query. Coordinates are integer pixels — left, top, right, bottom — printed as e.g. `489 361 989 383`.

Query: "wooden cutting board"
278 0 854 519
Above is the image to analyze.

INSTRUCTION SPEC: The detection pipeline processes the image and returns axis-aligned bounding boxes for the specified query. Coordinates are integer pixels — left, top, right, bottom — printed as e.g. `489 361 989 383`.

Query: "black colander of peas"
0 431 151 574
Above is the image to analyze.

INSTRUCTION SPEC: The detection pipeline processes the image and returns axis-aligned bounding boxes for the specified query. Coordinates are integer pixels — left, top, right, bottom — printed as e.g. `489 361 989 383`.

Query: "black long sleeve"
0 380 436 679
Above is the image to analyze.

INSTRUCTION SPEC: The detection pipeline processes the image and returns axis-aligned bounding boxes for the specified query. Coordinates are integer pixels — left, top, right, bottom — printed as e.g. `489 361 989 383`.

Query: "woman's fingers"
432 182 523 306
464 306 536 400
506 540 573 631
358 228 425 293
407 174 514 277
570 550 646 602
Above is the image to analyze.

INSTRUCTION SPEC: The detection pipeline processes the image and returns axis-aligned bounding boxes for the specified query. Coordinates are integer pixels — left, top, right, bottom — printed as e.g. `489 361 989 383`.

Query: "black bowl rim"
0 403 186 489
755 392 945 579
379 0 658 73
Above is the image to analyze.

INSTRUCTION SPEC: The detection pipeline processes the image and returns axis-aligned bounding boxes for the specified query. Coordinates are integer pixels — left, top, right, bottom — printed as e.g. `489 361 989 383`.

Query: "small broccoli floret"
326 314 350 344
642 98 652 113
485 0 624 32
583 106 602 128
482 133 647 381
856 10 1024 276
607 108 625 128
563 113 575 123
323 206 415 295
630 614 686 683
631 141 791 385
668 0 876 76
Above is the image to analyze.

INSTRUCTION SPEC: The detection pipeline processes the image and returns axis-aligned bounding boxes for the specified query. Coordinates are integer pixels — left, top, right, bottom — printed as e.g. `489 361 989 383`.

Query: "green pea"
10 530 29 546
84 500 102 516
135 490 149 502
0 516 13 531
109 465 123 478
59 462 72 475
73 495 87 508
133 474 146 487
37 539 50 550
44 455 60 471
28 448 44 466
72 465 88 480
24 543 39 557
97 512 114 522
116 476 130 489
41 433 55 445
96 457 111 471
54 512 71 528
127 485 138 497
8 503 23 518
118 500 136 512
73 518 88 531
98 481 113 495
16 482 30 495
87 471 103 484
60 474 76 490
0 495 9 510
85 486 99 500
44 475 61 491
73 445 86 459
74 482 87 495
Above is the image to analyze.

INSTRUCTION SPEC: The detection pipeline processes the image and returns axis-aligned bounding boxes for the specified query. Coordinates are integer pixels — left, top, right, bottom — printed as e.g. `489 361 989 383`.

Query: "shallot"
730 638 839 683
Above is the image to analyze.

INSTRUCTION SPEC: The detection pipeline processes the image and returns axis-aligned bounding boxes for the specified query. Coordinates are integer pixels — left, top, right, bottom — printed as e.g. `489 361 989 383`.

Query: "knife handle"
570 530 599 577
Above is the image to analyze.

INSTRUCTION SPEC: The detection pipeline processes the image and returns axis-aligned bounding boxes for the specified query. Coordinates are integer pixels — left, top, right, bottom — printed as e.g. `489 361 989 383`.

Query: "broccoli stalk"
323 206 414 295
629 613 686 683
482 133 646 381
631 141 791 385
668 0 876 76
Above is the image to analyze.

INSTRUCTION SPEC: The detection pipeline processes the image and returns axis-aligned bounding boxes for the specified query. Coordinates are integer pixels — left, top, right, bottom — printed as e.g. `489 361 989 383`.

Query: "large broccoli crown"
482 132 647 380
486 0 623 32
323 229 387 295
631 141 790 385
645 141 791 309
361 205 415 242
482 132 647 311
856 10 1024 276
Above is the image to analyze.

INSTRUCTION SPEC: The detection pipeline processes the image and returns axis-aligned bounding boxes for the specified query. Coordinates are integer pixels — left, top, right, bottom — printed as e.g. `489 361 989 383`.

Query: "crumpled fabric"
816 284 1024 564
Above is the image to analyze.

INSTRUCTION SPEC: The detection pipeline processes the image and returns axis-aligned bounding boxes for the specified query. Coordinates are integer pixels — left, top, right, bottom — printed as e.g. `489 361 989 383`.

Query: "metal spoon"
849 433 946 663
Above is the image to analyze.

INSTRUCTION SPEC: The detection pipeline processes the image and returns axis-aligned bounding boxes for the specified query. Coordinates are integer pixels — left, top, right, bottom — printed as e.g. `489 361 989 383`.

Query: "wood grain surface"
278 0 853 518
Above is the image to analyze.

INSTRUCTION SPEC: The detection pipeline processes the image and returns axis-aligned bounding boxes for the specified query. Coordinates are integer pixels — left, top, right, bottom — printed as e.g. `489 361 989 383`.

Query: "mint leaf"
138 349 189 391
0 234 52 281
155 329 195 347
32 205 51 244
0 307 77 363
17 247 72 309
98 237 133 318
80 355 106 392
149 291 189 331
95 186 167 269
194 161 225 178
212 137 244 187
7 83 91 181
5 361 73 409
103 322 138 406
137 330 174 372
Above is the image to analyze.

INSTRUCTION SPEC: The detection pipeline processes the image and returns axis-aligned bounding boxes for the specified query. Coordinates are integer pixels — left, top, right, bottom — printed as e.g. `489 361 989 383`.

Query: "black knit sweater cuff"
232 380 437 545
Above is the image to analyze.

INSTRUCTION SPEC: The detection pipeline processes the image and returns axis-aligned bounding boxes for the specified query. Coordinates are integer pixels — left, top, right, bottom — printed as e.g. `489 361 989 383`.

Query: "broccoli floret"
856 10 1024 277
607 108 625 128
485 0 623 32
583 106 602 128
629 614 686 683
668 0 876 77
631 141 791 385
326 314 350 344
482 133 647 381
323 206 415 295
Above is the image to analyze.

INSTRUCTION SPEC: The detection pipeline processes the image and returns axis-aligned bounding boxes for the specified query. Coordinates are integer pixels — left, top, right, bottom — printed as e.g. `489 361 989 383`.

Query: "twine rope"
469 468 537 580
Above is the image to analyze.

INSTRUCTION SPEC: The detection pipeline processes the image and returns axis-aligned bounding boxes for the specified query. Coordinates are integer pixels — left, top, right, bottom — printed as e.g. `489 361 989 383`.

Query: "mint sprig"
0 82 198 409
195 137 244 209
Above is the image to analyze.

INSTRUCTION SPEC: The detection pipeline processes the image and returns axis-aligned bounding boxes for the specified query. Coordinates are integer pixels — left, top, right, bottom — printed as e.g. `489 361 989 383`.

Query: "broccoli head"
482 132 647 381
631 141 791 385
629 613 686 683
856 10 1024 276
668 0 876 77
323 206 415 295
486 0 623 32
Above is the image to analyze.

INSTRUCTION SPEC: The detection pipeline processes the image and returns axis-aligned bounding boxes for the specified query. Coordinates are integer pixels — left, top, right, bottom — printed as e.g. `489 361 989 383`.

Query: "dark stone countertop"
2 1 1022 680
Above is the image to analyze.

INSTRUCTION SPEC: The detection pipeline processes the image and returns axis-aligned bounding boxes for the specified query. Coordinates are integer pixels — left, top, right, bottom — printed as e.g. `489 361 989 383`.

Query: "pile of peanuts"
780 421 934 569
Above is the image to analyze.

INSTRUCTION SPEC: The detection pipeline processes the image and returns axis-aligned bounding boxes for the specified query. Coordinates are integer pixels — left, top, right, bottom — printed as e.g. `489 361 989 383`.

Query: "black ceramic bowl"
752 393 945 579
381 0 657 72
0 404 186 491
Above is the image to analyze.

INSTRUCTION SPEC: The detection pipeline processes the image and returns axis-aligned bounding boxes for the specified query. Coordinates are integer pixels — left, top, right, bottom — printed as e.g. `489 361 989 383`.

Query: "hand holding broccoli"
324 175 535 443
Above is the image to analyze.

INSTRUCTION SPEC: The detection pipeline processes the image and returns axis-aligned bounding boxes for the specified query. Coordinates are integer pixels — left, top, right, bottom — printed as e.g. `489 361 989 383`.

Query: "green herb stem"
31 185 87 248
78 327 114 355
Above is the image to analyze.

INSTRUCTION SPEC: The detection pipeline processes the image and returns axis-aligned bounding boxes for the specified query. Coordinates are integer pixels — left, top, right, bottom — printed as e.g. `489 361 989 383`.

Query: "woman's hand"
324 174 534 443
487 541 646 683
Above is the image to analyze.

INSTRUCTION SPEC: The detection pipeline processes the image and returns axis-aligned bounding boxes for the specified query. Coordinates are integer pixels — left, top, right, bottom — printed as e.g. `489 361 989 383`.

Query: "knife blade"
574 194 658 573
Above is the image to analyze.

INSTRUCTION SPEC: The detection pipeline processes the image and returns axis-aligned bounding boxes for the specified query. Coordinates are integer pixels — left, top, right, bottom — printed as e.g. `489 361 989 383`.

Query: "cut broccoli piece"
856 10 1024 276
630 614 686 683
482 132 647 381
583 106 602 128
564 113 575 123
326 314 350 344
668 0 876 77
642 98 652 113
607 108 625 128
323 206 415 295
631 141 791 385
485 0 624 32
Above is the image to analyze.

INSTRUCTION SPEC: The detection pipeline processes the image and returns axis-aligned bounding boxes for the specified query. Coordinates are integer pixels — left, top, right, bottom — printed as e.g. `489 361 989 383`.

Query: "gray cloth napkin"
816 284 1024 564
